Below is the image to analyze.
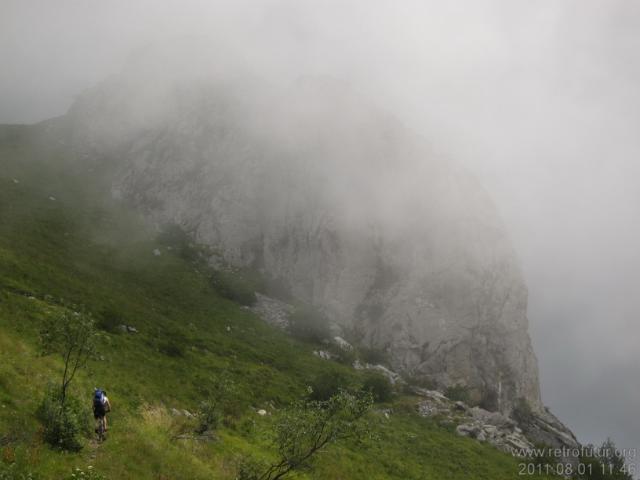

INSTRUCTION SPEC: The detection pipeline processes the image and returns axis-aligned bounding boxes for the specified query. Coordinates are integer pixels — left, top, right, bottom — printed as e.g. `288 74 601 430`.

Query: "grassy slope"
0 124 555 479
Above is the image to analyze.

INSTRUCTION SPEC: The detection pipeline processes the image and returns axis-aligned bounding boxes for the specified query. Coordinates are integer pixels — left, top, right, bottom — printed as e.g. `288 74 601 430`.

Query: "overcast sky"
2 0 638 465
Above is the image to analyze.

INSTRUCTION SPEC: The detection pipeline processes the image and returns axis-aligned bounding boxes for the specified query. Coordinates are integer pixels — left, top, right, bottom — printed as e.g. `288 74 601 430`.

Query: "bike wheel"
97 418 106 442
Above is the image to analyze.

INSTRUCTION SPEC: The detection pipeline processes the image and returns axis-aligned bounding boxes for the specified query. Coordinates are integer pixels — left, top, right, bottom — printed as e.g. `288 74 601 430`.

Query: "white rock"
367 364 401 385
333 336 352 350
153 248 162 256
313 350 332 360
415 389 448 402
250 293 293 329
483 425 498 435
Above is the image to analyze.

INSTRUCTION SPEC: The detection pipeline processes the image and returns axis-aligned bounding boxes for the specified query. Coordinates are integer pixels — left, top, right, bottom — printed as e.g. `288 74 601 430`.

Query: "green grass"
0 124 556 479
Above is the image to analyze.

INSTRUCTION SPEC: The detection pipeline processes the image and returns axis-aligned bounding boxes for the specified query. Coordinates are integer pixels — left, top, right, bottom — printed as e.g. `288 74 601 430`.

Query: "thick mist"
2 0 638 461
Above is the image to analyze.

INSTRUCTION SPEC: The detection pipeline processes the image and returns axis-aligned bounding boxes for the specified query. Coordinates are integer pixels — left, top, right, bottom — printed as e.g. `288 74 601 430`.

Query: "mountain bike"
96 416 107 442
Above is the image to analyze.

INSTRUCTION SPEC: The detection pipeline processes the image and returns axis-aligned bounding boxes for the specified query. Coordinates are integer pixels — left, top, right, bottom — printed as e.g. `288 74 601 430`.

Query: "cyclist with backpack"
93 388 112 436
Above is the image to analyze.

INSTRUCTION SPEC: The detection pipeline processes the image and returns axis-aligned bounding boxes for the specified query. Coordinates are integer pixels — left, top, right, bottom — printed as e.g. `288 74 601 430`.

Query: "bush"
358 346 389 366
156 224 199 262
159 338 186 358
196 399 219 434
308 371 351 401
263 390 373 479
362 373 393 402
512 398 534 428
329 345 357 366
196 376 246 430
578 439 634 480
235 455 267 480
37 386 90 451
444 384 470 403
96 306 123 333
401 374 436 392
210 271 257 307
288 307 331 344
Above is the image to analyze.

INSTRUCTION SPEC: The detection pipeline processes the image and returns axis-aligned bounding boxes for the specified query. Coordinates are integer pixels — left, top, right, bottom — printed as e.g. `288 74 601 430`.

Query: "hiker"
93 388 112 433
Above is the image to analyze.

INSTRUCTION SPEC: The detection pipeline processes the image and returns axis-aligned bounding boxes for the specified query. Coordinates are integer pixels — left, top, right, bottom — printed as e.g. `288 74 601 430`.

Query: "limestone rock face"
64 68 541 411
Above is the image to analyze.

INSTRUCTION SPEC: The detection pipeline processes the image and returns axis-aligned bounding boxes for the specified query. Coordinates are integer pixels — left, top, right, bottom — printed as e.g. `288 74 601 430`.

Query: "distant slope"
0 124 555 479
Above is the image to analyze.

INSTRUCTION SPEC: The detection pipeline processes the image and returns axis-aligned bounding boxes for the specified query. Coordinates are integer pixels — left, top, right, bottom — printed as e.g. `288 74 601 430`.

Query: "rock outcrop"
60 61 541 412
413 388 579 468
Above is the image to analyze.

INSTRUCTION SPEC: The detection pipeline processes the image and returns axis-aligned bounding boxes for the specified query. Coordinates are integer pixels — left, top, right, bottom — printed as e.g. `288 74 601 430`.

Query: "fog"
2 0 638 462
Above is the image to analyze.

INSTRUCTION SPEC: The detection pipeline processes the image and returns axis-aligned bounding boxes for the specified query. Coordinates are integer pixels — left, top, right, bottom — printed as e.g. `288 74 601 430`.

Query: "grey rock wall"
63 71 542 412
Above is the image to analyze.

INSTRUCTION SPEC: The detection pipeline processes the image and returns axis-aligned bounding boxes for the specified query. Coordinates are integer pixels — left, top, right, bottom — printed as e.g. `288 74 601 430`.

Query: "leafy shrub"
159 338 186 358
444 384 470 404
261 390 373 479
210 271 257 307
308 371 351 402
156 224 199 262
196 399 219 434
37 385 90 451
288 307 331 344
96 307 123 333
197 376 246 430
511 398 534 428
578 439 634 480
358 346 389 366
235 455 267 480
329 345 357 366
362 373 393 402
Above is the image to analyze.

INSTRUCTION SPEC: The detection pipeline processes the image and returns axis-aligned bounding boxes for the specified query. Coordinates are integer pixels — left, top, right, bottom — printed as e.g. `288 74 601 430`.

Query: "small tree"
196 376 244 433
597 438 633 480
39 309 98 407
361 372 393 402
444 384 470 404
256 390 373 480
37 384 90 451
307 371 351 401
96 306 123 333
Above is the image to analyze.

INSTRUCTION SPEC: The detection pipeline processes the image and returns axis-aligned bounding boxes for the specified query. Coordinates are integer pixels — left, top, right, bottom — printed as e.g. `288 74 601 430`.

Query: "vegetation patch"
0 126 561 479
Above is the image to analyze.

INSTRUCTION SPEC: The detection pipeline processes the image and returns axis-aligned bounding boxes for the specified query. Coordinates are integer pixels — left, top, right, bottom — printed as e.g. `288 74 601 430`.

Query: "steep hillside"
0 125 557 479
59 69 540 413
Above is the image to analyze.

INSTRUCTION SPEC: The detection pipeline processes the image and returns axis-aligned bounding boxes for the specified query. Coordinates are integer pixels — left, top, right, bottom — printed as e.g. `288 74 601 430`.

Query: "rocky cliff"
61 65 541 413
